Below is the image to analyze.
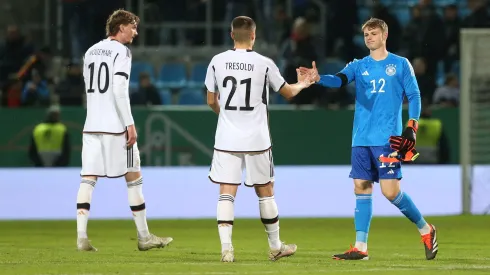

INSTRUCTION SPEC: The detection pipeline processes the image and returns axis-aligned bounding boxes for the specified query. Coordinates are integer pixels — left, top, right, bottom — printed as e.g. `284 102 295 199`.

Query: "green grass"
1 216 489 274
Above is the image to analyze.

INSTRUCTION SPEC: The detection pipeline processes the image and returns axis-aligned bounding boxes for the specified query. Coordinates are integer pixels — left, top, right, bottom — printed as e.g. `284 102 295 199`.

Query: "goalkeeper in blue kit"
299 18 438 260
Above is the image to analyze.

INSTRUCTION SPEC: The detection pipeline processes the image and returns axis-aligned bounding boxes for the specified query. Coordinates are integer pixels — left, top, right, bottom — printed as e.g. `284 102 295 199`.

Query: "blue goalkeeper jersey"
340 53 421 147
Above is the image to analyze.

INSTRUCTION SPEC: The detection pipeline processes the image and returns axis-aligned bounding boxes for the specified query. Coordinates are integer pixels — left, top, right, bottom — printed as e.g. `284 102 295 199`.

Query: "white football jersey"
82 39 133 134
205 49 286 152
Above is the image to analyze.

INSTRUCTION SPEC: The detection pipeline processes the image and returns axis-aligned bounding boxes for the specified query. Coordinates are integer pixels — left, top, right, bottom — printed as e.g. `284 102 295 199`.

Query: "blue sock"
390 191 427 229
355 194 373 243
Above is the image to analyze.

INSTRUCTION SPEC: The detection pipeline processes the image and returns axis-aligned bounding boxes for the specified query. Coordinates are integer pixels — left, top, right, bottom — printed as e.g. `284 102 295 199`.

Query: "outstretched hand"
296 68 316 88
298 61 320 83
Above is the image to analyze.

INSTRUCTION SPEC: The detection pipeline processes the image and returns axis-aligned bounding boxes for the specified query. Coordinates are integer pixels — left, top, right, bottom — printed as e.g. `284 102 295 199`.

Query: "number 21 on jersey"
223 76 254 111
370 78 385 94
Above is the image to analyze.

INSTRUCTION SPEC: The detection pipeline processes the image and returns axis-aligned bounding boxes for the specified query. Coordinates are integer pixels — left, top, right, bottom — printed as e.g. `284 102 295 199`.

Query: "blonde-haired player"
300 18 438 261
205 16 315 262
77 9 172 252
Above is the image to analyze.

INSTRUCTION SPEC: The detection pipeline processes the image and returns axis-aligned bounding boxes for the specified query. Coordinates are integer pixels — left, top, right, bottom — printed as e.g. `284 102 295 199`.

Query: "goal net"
460 29 490 214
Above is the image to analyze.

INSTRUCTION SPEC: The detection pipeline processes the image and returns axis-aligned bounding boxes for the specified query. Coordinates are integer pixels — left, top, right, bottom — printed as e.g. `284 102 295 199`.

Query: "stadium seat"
157 63 187 89
178 88 205 105
354 34 364 48
129 82 138 92
277 58 287 74
187 62 208 88
358 8 371 23
393 8 411 26
158 88 172 105
435 61 445 86
433 0 455 6
459 8 470 17
405 0 418 5
130 62 155 85
451 61 460 77
378 0 395 6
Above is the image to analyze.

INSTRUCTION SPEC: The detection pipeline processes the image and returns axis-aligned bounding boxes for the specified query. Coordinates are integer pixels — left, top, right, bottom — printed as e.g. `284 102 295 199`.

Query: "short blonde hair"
361 18 388 33
105 9 140 37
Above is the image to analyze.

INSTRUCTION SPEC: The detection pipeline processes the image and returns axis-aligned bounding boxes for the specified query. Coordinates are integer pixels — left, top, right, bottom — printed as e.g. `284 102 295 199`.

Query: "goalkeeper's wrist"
407 119 418 133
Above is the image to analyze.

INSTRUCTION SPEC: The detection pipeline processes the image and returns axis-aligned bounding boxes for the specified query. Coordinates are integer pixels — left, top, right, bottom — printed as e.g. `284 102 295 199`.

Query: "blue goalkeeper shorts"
349 146 402 183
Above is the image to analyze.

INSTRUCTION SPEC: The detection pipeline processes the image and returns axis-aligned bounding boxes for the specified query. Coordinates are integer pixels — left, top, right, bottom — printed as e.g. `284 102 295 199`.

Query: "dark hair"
106 9 140 37
231 16 256 43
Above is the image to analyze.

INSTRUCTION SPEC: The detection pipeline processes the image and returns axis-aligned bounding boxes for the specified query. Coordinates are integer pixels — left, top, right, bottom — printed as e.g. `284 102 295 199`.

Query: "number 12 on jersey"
223 76 254 111
370 78 385 94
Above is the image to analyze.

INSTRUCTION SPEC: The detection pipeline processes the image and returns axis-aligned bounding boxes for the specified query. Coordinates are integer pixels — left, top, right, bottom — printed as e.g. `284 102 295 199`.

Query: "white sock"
127 177 149 239
217 194 235 252
259 196 281 250
77 179 95 239
355 241 368 253
419 223 431 235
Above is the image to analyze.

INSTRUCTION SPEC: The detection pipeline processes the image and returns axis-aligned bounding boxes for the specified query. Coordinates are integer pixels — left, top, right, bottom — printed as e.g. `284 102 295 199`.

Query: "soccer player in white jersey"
77 9 172 252
205 16 315 262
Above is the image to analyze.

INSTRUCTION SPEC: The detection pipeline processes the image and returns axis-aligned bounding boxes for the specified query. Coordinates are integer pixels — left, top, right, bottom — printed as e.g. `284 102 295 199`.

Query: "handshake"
295 61 321 87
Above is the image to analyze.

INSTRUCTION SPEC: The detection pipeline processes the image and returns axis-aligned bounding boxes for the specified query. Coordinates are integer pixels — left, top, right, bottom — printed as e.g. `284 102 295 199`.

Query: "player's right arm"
113 47 136 145
204 59 220 115
267 61 314 100
206 91 220 115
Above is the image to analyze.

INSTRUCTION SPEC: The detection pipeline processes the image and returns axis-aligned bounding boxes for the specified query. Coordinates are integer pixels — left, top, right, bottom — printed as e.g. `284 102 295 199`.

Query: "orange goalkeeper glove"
378 148 420 163
389 119 418 153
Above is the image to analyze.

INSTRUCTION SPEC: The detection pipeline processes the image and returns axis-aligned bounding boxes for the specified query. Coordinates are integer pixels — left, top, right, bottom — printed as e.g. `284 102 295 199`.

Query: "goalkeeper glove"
389 119 418 153
378 148 420 163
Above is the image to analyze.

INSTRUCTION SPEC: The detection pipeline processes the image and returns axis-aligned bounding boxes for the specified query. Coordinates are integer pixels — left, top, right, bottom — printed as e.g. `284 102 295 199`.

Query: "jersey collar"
231 48 254 52
368 52 391 62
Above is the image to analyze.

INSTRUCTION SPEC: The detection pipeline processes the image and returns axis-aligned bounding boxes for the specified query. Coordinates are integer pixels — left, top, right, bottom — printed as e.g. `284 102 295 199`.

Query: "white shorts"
208 150 274 187
80 133 141 178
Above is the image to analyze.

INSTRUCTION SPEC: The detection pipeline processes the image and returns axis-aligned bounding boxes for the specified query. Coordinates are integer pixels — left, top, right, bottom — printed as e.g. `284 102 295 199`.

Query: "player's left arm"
389 58 421 154
205 60 220 115
402 58 421 122
113 50 135 127
299 60 358 88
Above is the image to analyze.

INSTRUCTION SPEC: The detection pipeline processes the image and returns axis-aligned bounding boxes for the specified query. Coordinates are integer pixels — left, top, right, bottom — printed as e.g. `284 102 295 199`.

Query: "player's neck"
370 48 389 61
108 36 124 44
233 43 253 51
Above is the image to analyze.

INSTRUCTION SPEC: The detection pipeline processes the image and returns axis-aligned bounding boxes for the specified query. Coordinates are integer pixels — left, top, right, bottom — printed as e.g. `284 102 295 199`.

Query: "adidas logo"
362 71 369 76
387 169 394 175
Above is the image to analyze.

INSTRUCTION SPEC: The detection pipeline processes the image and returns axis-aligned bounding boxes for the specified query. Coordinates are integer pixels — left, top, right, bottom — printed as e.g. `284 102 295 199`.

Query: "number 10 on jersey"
87 62 109 93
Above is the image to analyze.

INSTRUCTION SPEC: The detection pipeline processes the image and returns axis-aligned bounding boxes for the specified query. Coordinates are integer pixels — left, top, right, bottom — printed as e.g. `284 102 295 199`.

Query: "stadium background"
0 0 487 213
0 0 490 275
1 1 490 274
0 0 485 213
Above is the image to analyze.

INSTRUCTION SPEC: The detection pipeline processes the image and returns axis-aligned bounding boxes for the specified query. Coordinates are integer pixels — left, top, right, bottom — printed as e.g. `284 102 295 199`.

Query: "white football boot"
269 242 297 261
221 245 235 262
77 238 97 252
138 234 173 251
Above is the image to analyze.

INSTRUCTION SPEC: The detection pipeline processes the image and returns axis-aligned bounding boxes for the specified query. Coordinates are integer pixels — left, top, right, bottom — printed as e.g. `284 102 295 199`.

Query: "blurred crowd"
0 0 488 109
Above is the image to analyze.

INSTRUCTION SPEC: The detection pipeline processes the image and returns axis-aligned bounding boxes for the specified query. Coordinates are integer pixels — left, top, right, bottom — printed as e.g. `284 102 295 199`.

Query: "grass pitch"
1 216 489 275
